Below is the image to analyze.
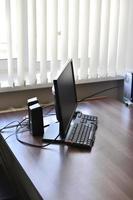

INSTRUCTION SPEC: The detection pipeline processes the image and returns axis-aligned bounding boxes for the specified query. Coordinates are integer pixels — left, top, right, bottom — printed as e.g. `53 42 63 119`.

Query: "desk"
0 98 133 200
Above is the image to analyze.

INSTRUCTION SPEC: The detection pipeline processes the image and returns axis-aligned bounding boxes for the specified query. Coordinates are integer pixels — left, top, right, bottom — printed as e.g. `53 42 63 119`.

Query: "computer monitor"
53 59 77 139
43 59 97 147
43 59 77 141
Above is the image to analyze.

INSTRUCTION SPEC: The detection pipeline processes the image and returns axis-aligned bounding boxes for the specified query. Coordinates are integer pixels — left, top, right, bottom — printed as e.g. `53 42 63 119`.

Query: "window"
0 0 132 89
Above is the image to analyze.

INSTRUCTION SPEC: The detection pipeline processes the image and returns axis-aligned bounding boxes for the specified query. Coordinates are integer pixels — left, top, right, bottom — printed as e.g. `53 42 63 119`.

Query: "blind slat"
5 0 13 86
89 0 102 78
126 0 133 71
108 0 120 76
39 0 47 83
116 0 129 75
60 0 69 66
16 0 28 85
69 0 79 79
50 0 58 80
79 0 90 79
98 0 110 77
28 0 37 84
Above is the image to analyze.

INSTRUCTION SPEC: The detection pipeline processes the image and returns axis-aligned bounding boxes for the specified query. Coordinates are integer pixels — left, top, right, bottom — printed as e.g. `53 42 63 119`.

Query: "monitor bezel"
53 59 77 139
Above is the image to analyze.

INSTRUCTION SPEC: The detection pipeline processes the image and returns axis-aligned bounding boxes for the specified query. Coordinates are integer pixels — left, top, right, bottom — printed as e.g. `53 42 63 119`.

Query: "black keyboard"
75 112 98 125
65 113 98 149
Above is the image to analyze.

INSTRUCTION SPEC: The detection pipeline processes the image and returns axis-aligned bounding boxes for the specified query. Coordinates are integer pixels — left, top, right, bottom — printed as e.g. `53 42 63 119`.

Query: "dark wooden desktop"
0 98 133 200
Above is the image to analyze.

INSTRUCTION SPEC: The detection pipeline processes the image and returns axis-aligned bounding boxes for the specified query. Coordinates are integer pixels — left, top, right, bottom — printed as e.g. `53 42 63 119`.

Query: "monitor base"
42 122 63 144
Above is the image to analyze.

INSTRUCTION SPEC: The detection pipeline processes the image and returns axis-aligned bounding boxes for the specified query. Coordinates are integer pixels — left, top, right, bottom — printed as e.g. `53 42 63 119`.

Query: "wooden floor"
0 164 17 200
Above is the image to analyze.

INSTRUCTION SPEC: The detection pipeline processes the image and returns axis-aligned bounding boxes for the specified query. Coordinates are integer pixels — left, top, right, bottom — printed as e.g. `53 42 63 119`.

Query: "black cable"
43 113 56 118
3 118 59 148
0 120 24 133
1 119 28 140
4 126 30 141
43 103 54 109
44 113 56 116
4 133 17 140
78 86 122 102
43 104 55 116
0 121 19 132
43 124 50 128
15 123 60 148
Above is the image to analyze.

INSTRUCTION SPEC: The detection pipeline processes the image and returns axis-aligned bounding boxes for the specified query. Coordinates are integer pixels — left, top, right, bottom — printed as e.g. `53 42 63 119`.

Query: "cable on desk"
0 121 20 133
44 113 56 116
1 118 28 140
0 118 28 133
15 123 60 148
2 118 59 148
43 104 55 115
4 125 32 141
78 86 122 102
42 103 54 108
4 133 17 140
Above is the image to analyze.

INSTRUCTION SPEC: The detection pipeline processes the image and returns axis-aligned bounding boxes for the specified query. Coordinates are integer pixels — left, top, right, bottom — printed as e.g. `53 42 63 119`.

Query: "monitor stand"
42 122 63 144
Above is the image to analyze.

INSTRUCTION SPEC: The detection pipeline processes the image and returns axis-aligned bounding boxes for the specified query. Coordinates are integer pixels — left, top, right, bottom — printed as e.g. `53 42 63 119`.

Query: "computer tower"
29 103 44 136
123 72 133 103
27 97 39 127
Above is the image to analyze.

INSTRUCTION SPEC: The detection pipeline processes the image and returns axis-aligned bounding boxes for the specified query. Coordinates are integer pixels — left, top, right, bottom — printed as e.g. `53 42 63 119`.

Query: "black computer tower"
27 97 39 127
123 72 133 103
29 103 44 136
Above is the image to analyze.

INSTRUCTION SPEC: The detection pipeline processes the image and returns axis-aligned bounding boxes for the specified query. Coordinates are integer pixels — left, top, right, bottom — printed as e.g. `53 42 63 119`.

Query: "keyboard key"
75 112 98 124
65 122 97 149
64 112 98 149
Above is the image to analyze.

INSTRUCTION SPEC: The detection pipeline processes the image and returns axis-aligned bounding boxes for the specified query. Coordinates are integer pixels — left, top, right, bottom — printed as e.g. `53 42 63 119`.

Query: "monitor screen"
53 59 77 139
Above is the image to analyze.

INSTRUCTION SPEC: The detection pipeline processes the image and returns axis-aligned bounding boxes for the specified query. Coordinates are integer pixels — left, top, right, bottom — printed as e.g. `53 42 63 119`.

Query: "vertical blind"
0 0 133 88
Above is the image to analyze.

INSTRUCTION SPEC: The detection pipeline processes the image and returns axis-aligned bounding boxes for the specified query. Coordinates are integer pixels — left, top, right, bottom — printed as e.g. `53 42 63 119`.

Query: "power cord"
15 123 60 148
0 118 28 133
1 118 60 148
78 86 122 102
1 118 28 140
